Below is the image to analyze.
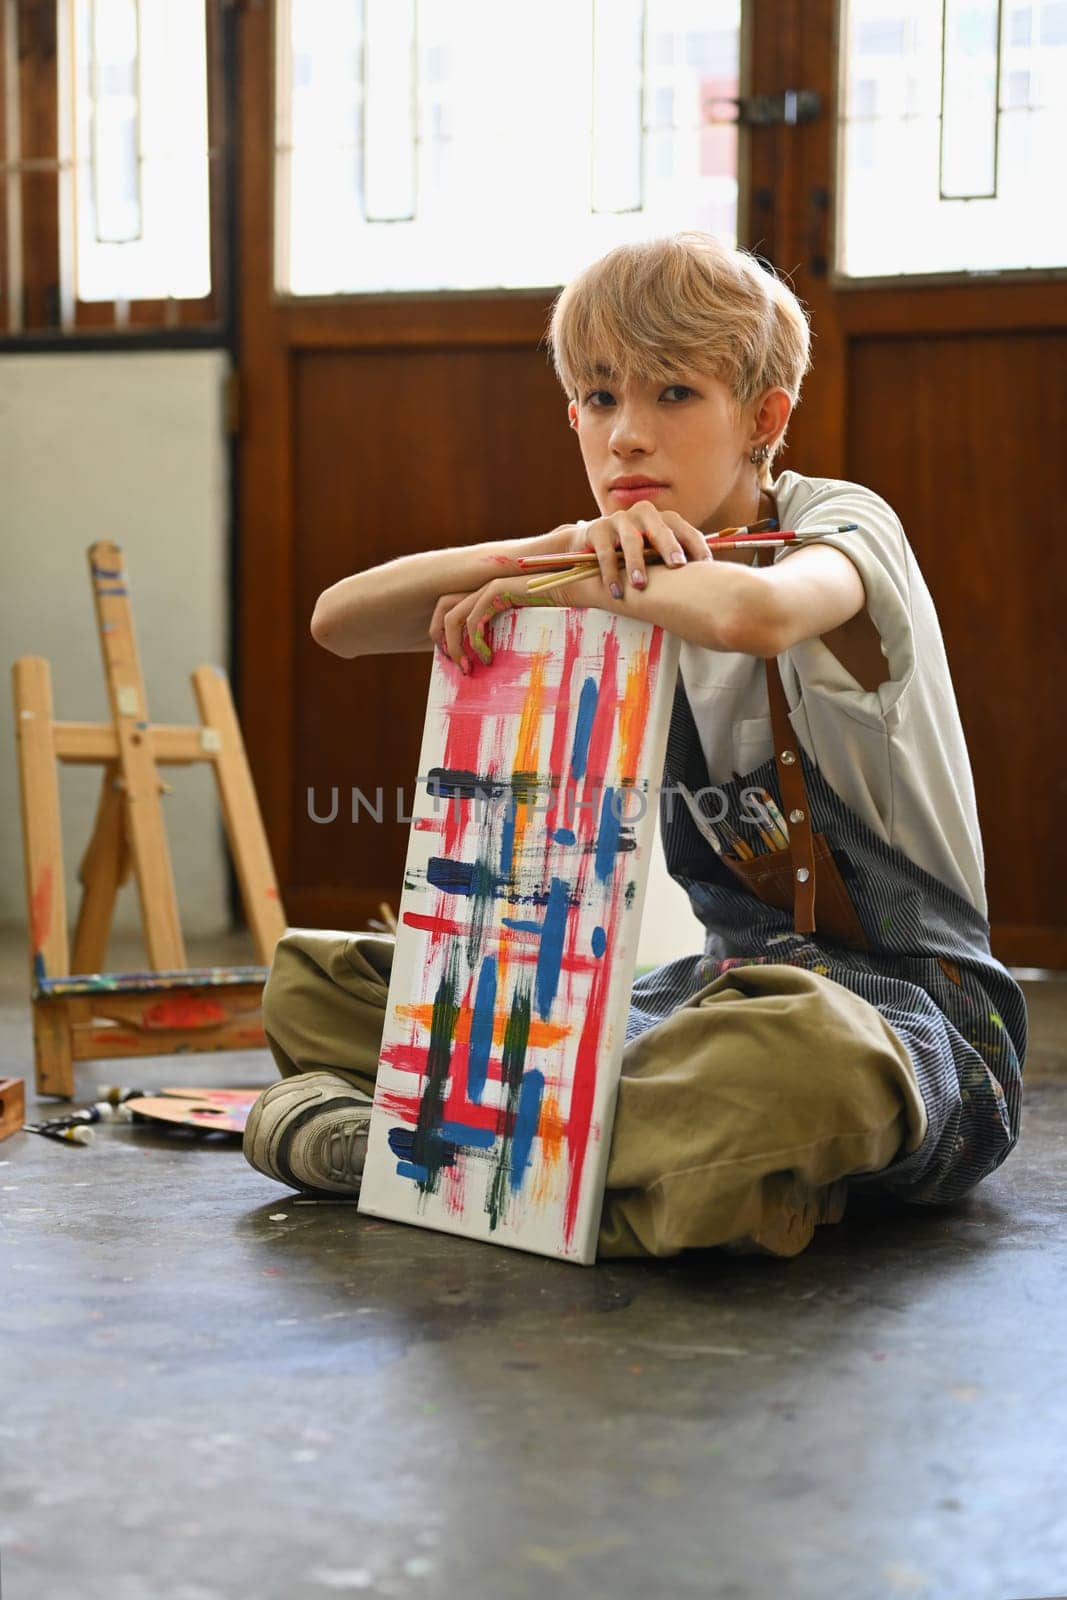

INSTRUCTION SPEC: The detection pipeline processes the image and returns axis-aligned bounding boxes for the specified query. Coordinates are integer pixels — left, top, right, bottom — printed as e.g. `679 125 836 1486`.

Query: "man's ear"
567 401 578 430
751 387 791 452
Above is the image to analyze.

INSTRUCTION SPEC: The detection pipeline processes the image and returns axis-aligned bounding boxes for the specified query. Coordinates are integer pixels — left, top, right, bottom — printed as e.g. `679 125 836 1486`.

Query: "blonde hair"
545 231 813 485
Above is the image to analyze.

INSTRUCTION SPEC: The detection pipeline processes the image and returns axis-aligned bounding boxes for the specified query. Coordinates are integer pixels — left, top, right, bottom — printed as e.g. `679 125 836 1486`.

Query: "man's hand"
428 573 587 673
565 504 713 599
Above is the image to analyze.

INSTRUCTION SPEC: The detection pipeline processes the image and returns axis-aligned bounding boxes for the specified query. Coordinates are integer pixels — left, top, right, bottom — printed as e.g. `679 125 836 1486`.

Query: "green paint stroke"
412 945 462 1192
466 851 497 972
487 983 533 1230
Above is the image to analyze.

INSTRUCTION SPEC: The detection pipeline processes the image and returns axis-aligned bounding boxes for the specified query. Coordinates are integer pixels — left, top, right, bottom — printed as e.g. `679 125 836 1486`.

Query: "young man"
243 232 1025 1259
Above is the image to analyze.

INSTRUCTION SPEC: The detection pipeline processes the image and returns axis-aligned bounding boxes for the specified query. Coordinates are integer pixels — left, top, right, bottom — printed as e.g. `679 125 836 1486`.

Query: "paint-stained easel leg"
13 656 75 1095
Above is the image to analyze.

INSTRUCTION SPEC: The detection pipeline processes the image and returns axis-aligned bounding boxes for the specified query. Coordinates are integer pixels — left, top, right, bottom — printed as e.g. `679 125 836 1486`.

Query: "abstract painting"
357 608 680 1263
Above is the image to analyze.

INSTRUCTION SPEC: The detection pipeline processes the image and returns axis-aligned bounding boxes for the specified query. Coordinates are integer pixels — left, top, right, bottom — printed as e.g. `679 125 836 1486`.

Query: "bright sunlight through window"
71 0 211 302
275 0 741 296
838 0 1067 278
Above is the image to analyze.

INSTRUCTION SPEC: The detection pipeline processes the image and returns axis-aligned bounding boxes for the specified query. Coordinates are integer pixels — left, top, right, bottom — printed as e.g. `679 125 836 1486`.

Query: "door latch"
704 90 821 127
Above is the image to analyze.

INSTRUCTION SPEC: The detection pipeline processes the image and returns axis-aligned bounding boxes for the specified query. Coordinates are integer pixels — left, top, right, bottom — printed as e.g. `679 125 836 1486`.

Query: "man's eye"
662 385 694 401
583 389 614 407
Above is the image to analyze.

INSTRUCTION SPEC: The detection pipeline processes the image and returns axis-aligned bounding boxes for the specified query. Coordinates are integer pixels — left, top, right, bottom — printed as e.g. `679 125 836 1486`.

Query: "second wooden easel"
13 541 288 1098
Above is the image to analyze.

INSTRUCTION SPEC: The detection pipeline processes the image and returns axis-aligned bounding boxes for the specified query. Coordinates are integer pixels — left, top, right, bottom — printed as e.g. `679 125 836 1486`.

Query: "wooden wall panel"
287 345 593 927
847 333 1067 961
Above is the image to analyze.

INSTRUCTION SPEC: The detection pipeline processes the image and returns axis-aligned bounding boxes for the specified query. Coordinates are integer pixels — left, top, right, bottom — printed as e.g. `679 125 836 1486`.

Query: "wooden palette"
126 1086 261 1135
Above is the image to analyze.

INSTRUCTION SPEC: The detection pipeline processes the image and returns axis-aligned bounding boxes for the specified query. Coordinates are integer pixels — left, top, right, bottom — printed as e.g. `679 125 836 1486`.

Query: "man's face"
567 367 751 534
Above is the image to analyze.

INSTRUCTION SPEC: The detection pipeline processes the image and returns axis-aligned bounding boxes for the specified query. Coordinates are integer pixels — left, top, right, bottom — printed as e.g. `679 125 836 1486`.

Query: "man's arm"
311 529 573 658
558 541 863 657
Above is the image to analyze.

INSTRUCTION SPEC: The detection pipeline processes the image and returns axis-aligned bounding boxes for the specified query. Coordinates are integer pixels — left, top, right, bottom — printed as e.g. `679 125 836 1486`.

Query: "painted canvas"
357 608 681 1264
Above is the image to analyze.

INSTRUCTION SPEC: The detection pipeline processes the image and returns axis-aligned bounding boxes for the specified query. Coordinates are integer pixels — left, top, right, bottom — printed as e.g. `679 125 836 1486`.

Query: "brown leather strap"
763 655 817 933
750 542 817 933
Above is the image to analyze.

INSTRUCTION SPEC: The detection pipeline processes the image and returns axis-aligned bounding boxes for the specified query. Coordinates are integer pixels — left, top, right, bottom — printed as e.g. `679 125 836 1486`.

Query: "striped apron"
627 671 1028 1206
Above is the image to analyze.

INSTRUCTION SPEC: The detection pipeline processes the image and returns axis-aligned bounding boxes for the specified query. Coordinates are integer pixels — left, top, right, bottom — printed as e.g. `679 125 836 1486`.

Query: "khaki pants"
259 929 929 1260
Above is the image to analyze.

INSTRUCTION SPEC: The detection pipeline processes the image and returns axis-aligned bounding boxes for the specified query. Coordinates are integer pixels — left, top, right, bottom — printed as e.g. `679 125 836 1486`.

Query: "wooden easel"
13 541 287 1099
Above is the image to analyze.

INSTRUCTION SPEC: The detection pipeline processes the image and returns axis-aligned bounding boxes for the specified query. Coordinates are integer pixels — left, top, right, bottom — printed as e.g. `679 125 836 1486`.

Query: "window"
0 0 225 337
274 0 742 297
73 0 211 302
837 0 1067 279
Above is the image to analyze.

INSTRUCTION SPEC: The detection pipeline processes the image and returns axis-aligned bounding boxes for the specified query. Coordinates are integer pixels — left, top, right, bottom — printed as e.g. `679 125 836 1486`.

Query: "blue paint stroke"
426 855 501 902
535 877 569 1020
389 1124 457 1185
502 918 542 934
438 1121 497 1149
468 957 497 1103
426 767 508 801
591 926 607 957
570 678 598 779
395 1160 430 1182
427 856 476 895
509 1070 545 1192
499 792 517 877
595 787 622 883
552 828 576 845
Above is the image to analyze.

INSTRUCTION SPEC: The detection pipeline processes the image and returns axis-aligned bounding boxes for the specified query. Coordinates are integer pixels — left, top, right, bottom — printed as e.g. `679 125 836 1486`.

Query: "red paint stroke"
581 627 621 799
541 613 585 843
401 911 599 976
443 1158 468 1216
143 996 228 1030
374 1080 519 1138
562 883 625 1249
30 865 53 951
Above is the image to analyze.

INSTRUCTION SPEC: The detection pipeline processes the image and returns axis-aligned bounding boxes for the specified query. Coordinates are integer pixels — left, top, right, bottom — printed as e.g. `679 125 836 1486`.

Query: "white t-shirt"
677 470 989 918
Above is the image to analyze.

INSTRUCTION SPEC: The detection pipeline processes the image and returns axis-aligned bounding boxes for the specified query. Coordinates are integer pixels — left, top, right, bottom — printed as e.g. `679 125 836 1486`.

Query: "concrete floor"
1 928 1066 1600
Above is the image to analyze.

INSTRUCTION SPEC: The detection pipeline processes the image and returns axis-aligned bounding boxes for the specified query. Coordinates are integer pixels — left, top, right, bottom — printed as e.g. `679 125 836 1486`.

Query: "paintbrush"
515 516 780 571
525 525 859 596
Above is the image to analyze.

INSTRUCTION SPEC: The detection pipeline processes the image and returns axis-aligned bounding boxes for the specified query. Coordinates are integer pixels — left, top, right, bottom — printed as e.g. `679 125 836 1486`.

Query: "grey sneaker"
242 1072 373 1196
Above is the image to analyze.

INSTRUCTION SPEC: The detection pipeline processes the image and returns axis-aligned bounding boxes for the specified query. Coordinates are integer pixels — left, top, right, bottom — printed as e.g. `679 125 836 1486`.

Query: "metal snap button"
780 749 797 765
795 867 810 883
788 808 805 824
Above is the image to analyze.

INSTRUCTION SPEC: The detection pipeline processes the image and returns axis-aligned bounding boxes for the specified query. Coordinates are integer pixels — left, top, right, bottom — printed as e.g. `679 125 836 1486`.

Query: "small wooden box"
0 1077 25 1142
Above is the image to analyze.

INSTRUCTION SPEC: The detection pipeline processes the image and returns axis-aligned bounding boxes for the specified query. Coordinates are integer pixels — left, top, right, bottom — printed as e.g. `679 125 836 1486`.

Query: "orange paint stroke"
617 638 653 785
538 1090 566 1163
395 1001 570 1049
531 1090 567 1205
498 646 549 992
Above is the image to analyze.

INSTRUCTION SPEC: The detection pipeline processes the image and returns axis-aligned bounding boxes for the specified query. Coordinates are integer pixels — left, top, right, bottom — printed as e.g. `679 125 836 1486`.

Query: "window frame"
830 0 1067 290
0 0 233 349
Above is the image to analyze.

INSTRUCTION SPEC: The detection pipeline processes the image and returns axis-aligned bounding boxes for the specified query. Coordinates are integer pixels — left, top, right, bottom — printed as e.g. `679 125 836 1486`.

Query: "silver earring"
749 443 770 465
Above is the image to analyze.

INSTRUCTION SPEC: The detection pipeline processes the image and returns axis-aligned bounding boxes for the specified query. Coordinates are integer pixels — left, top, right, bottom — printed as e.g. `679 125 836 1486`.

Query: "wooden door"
747 0 1067 967
235 1 1064 965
